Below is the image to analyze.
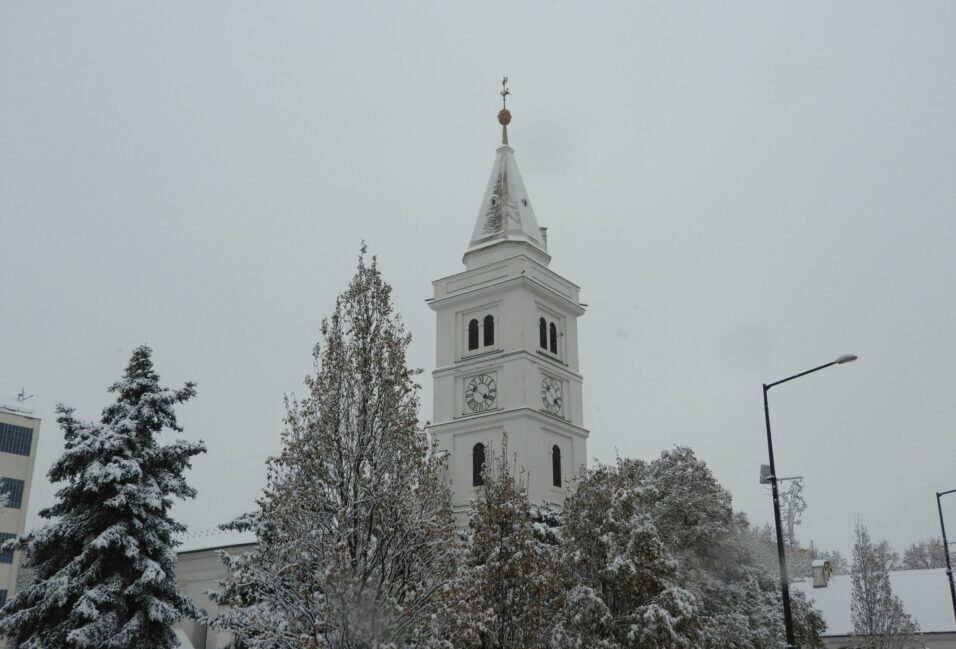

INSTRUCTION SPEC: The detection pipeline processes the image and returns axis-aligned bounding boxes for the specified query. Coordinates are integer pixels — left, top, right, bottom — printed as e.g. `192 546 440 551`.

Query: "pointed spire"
465 80 548 261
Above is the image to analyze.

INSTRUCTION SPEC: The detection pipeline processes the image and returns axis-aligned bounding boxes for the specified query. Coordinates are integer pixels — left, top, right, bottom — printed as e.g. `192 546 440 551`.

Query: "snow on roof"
793 568 956 636
468 144 547 254
176 527 257 554
0 384 39 418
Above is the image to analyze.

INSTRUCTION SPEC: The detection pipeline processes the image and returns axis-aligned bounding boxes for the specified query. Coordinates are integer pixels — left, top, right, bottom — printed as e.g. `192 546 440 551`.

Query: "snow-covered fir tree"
0 345 206 648
851 520 921 649
427 442 558 649
212 246 456 649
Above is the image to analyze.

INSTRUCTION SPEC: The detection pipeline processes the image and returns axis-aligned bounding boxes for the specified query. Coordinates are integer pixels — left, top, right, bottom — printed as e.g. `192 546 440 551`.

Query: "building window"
0 423 33 456
549 322 558 354
0 590 6 608
0 533 15 564
468 319 479 351
472 443 486 487
539 318 547 349
552 445 562 487
483 315 495 347
0 478 25 509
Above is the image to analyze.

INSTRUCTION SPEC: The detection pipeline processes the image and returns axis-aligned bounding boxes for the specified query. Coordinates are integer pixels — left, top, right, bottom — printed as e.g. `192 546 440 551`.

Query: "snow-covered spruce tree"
212 246 456 649
851 520 921 649
0 346 205 648
427 443 558 649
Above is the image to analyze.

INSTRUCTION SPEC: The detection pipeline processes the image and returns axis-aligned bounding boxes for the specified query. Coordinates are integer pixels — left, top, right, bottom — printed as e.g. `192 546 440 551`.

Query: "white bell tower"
429 84 588 515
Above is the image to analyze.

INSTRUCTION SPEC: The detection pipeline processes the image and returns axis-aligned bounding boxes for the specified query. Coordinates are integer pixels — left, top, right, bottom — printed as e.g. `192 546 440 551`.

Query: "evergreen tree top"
0 345 205 649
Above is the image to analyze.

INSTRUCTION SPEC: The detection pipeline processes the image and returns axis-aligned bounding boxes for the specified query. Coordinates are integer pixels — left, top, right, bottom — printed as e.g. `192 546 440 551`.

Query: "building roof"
467 140 547 255
0 384 39 419
792 568 956 636
176 527 257 554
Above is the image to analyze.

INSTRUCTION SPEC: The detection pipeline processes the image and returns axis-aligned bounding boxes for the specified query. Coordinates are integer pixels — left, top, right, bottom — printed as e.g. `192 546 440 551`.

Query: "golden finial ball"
498 109 512 126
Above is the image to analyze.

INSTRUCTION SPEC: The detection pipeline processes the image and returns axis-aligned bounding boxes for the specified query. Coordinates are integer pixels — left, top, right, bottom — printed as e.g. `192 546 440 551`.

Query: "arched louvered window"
552 445 562 487
468 319 479 351
484 314 495 347
539 317 547 349
549 322 558 354
473 443 486 487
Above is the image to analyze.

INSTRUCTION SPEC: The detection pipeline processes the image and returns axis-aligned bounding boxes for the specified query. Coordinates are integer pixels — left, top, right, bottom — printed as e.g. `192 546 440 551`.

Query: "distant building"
0 393 41 649
174 528 255 649
793 567 956 648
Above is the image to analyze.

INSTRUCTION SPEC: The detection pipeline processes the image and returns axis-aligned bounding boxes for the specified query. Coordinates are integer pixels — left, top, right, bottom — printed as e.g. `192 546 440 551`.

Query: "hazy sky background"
3 2 955 559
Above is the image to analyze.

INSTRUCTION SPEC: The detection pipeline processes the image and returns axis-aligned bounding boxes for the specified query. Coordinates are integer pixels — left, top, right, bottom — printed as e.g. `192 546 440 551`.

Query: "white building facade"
427 106 588 514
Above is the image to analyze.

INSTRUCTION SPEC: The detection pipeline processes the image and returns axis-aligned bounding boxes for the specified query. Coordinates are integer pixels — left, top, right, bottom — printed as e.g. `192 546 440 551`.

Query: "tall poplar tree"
851 520 921 649
0 346 206 648
213 246 456 648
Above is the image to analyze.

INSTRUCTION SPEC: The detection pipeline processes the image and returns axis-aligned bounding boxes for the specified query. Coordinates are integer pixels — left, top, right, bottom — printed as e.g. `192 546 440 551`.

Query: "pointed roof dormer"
463 80 551 270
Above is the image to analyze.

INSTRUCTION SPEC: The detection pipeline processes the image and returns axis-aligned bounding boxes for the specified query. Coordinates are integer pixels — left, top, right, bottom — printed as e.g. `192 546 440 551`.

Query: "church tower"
429 84 588 514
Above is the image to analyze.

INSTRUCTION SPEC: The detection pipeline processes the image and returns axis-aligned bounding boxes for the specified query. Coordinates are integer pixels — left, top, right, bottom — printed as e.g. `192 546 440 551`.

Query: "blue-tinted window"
0 590 7 607
0 533 14 564
0 423 33 456
0 479 25 509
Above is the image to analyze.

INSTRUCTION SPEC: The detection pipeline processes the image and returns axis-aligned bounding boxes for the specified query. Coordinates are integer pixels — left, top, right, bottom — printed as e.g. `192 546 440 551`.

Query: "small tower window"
468 319 479 351
552 445 562 487
539 317 547 349
473 443 486 487
549 322 558 354
490 195 499 207
483 315 495 346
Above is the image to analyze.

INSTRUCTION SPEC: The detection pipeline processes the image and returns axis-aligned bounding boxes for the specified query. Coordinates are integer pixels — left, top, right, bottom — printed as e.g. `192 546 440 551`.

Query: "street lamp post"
936 488 956 622
763 353 857 649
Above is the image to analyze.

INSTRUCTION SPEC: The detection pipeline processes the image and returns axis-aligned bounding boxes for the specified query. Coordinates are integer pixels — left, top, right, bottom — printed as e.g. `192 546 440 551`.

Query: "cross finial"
497 77 512 145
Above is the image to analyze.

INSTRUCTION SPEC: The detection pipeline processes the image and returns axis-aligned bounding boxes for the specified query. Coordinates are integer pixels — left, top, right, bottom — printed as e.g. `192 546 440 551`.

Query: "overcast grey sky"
3 2 955 559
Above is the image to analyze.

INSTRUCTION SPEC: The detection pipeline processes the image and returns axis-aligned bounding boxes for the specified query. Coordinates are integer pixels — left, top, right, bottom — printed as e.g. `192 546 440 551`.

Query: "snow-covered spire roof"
466 85 548 257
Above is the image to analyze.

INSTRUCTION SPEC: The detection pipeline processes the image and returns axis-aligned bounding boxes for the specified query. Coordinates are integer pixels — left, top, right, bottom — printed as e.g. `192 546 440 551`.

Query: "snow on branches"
0 346 206 649
212 246 457 649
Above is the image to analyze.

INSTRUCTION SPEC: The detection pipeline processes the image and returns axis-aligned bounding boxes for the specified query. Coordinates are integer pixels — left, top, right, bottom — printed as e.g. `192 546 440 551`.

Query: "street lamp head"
835 354 858 364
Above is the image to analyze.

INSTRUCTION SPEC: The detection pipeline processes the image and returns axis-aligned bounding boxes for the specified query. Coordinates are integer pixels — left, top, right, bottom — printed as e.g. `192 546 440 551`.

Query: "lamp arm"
766 361 837 390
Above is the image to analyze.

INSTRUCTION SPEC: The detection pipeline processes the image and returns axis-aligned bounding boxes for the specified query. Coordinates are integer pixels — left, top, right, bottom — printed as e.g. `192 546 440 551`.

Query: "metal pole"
937 490 956 623
765 384 796 649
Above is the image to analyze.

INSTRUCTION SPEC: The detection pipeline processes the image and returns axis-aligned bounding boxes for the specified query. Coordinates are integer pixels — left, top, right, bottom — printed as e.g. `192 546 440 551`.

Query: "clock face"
465 374 497 412
541 376 563 415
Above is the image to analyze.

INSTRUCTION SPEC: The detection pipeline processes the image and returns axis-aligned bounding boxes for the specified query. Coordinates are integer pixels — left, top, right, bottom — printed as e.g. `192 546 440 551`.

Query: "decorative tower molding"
429 84 588 518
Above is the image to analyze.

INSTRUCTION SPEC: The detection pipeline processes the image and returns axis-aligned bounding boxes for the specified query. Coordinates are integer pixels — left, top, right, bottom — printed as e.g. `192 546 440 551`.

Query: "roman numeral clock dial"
465 374 497 413
541 376 563 415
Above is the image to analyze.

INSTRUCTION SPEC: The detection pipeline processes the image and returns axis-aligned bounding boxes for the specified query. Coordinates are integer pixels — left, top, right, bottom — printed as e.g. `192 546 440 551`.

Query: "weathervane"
498 76 512 145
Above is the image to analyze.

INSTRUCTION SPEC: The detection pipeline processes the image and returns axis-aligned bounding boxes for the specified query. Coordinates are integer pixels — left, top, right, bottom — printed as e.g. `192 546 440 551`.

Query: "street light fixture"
763 354 858 649
936 488 956 622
